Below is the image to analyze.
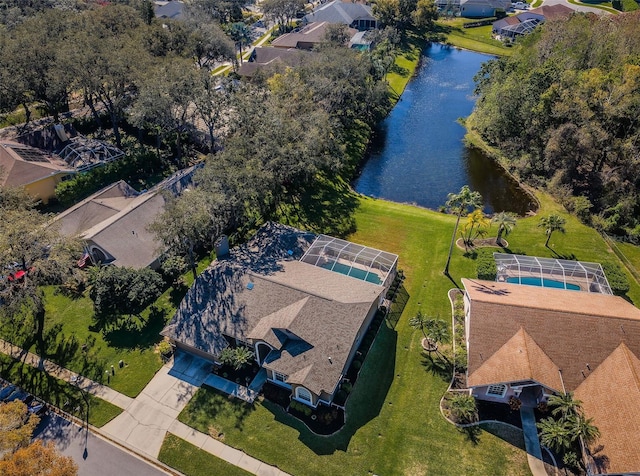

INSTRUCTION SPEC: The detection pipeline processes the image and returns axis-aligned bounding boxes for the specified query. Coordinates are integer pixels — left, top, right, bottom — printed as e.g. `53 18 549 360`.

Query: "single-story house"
302 0 377 31
462 254 640 474
238 47 309 77
436 0 511 18
162 222 398 408
54 165 200 269
0 141 74 204
492 4 572 38
271 22 358 50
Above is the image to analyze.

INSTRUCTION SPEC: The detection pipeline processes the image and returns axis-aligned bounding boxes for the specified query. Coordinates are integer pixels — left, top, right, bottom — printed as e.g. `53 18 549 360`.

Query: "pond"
354 43 535 215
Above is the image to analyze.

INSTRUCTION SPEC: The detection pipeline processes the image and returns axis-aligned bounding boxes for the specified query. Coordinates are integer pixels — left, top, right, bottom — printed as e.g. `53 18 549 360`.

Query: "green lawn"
0 354 121 427
176 188 640 476
436 18 514 56
158 434 253 476
387 31 429 101
1 254 214 398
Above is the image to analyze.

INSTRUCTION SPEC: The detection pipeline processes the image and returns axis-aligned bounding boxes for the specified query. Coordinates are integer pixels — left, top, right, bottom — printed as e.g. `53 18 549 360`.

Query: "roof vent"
328 356 332 364
247 282 254 290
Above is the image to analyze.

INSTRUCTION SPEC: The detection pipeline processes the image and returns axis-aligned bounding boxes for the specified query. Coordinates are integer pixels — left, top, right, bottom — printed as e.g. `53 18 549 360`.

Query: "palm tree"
538 214 566 247
409 312 450 351
548 392 583 420
448 393 478 424
538 417 573 453
229 22 252 65
569 413 600 446
462 209 490 246
491 211 517 246
443 185 483 275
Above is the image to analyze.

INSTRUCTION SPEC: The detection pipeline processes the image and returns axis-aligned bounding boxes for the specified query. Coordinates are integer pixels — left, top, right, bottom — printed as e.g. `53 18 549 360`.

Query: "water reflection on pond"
354 43 535 215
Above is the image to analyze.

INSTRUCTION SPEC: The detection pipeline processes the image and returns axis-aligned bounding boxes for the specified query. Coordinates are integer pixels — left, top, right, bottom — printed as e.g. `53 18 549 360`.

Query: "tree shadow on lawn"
189 385 256 433
102 306 167 350
269 321 397 455
284 178 359 238
421 351 452 382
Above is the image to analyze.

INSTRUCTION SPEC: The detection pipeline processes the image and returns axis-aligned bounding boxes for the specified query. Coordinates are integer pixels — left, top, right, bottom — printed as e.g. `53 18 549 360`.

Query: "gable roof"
54 165 200 269
238 47 308 77
162 222 387 396
154 1 184 19
271 22 357 49
303 0 375 25
468 327 563 391
0 141 73 188
574 343 640 474
462 278 640 392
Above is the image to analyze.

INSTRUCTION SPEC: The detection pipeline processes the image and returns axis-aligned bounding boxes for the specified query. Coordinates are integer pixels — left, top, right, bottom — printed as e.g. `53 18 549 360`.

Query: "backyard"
171 188 640 476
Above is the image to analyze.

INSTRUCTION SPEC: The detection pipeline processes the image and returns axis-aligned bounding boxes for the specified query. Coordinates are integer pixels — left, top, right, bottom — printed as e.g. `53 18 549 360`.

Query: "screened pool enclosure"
301 235 398 286
494 253 612 295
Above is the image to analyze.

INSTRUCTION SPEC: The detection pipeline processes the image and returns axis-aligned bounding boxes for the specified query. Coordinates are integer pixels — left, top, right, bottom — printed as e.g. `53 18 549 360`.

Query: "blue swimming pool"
320 261 382 285
506 276 581 291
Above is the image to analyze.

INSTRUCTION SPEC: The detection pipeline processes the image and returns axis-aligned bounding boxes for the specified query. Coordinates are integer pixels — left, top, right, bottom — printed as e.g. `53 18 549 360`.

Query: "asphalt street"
34 414 169 476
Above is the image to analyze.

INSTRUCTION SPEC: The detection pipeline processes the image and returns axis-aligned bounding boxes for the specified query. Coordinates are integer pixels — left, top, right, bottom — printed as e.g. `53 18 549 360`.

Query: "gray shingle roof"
162 222 385 396
303 0 375 25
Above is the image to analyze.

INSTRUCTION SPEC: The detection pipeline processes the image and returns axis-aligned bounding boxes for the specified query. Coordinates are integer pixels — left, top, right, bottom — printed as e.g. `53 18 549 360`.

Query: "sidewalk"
0 341 289 476
169 420 289 476
0 338 132 409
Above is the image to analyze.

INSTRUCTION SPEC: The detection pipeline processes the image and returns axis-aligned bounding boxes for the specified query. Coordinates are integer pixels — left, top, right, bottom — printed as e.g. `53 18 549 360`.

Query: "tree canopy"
471 12 640 236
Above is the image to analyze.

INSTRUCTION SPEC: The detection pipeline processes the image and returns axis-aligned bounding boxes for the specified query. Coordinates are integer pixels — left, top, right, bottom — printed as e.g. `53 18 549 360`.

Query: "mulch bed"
456 237 508 251
477 400 522 428
213 362 260 386
261 383 345 435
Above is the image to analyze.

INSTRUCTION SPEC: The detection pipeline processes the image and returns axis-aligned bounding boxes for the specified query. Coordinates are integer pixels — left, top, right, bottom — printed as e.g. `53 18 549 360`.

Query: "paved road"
541 0 610 14
35 414 169 476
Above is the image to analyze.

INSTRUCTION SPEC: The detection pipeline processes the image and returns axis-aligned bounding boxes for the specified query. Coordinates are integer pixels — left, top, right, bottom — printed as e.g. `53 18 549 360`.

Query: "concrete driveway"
35 414 168 476
102 352 212 458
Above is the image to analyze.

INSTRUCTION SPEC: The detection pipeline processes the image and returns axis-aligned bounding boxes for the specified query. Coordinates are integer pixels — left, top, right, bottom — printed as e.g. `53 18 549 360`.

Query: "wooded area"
471 12 640 238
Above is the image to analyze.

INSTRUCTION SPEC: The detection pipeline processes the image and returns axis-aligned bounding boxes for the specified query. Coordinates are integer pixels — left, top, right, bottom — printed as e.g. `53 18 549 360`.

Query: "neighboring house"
54 165 200 269
492 4 572 38
154 0 185 20
461 254 640 474
0 141 74 204
162 222 398 408
271 22 358 50
302 0 377 30
436 0 511 18
238 47 309 77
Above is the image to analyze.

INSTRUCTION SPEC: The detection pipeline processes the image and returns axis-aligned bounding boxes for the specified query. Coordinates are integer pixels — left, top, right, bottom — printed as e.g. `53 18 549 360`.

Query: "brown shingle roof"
574 343 640 474
528 4 573 19
0 141 72 187
467 327 563 391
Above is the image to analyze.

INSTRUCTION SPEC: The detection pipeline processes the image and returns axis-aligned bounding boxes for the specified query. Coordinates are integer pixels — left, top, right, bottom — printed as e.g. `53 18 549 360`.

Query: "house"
154 1 185 20
271 22 358 50
461 254 640 474
54 165 200 269
238 47 309 77
161 222 398 408
302 0 377 30
492 4 572 38
0 141 74 204
436 0 511 18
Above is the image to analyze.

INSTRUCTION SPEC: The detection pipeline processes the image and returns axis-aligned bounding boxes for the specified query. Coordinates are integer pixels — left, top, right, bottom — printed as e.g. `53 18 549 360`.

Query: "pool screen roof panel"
300 235 398 285
493 253 612 294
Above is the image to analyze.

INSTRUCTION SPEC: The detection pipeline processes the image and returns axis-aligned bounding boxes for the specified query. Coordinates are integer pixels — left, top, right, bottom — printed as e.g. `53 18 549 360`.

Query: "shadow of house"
162 222 398 410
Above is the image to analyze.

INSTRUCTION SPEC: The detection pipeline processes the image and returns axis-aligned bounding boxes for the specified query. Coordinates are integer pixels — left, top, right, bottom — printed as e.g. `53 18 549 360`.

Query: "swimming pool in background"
320 261 382 285
506 276 581 291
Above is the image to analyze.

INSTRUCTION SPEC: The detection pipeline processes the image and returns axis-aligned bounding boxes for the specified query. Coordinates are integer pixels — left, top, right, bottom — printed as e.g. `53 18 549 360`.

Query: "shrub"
602 262 630 296
476 249 497 280
157 340 173 356
351 360 362 371
341 381 353 394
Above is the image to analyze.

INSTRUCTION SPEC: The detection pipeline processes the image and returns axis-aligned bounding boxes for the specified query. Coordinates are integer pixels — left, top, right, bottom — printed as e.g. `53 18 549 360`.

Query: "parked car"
0 384 16 400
